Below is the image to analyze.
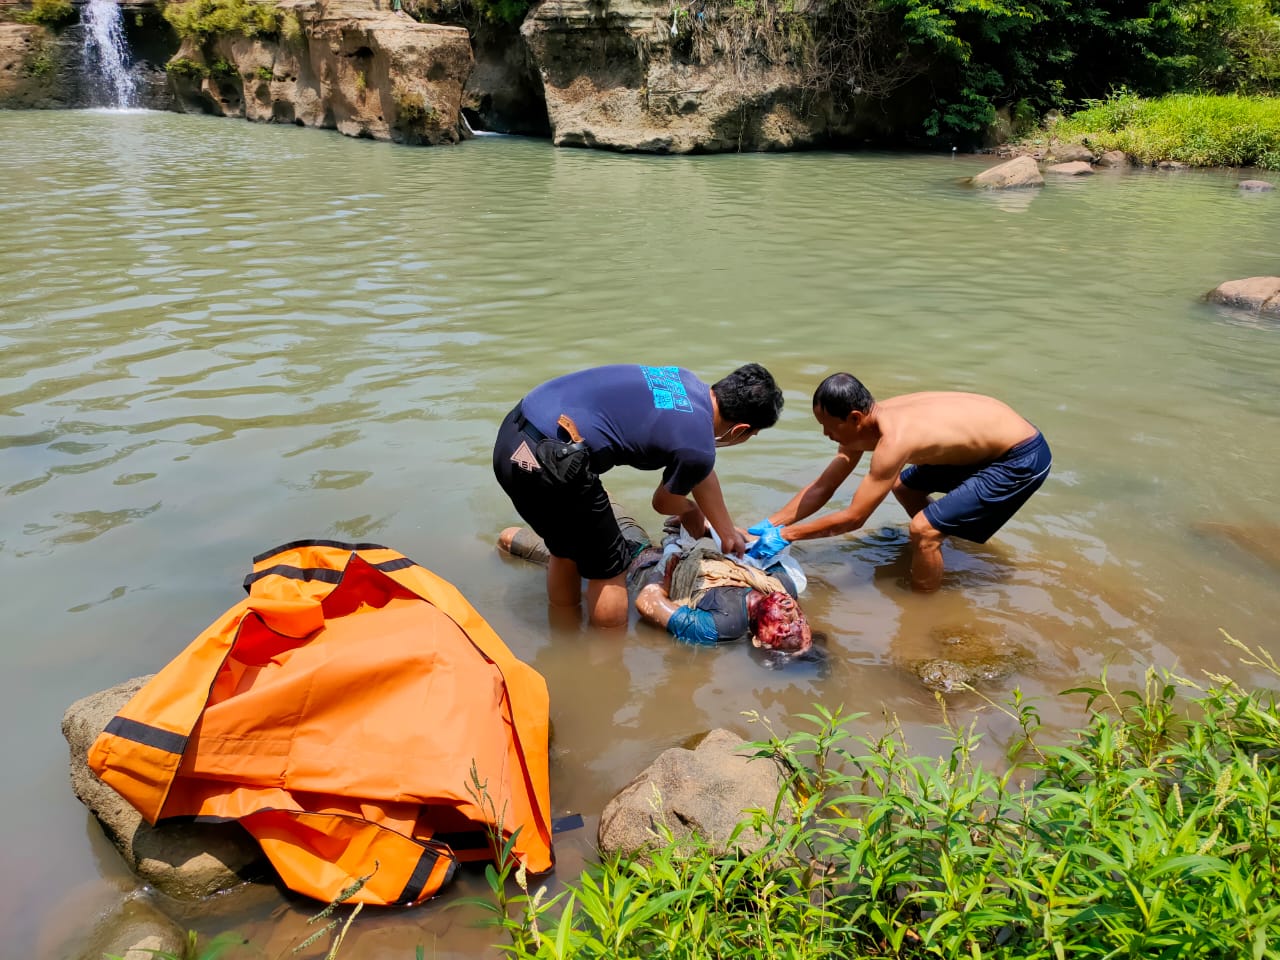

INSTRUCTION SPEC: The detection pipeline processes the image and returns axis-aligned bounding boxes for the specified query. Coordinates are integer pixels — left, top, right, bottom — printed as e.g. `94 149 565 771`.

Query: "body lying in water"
498 512 813 656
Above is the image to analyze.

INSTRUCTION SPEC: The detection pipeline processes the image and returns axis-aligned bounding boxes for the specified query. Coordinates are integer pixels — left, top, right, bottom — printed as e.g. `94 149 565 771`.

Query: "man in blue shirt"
493 363 783 627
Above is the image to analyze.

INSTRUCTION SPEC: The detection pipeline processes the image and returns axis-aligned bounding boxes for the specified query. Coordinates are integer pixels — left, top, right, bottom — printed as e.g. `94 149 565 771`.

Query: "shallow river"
2 110 1278 958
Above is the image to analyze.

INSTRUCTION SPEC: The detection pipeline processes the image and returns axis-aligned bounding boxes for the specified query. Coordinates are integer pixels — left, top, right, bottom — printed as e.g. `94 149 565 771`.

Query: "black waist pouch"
536 438 592 487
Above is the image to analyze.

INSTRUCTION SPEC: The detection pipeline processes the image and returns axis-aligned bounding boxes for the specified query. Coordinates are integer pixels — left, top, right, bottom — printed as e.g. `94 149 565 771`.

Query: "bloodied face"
750 591 813 654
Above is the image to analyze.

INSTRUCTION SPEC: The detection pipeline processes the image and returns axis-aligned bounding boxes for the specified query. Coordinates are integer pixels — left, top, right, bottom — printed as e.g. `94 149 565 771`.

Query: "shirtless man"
747 372 1052 591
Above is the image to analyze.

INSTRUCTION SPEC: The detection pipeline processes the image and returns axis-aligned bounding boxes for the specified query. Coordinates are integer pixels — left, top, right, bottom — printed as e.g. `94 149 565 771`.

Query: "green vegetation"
18 0 74 26
21 40 53 78
394 90 442 131
642 0 1280 142
166 57 210 80
1054 92 1280 168
475 633 1280 958
162 0 279 41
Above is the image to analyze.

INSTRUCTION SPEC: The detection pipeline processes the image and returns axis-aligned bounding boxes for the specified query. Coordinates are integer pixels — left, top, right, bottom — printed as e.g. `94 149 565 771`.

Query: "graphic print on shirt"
641 366 693 413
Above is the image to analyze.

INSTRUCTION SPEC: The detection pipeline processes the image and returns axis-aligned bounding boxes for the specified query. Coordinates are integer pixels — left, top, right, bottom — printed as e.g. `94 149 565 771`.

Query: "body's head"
747 590 812 654
812 372 875 446
711 363 784 447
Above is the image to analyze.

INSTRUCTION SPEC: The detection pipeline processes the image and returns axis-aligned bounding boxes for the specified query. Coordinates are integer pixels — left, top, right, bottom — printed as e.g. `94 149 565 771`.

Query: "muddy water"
2 110 1278 958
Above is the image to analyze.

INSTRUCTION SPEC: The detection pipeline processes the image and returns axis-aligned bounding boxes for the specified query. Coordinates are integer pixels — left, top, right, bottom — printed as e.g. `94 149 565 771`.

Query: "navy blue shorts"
493 404 631 581
899 431 1052 544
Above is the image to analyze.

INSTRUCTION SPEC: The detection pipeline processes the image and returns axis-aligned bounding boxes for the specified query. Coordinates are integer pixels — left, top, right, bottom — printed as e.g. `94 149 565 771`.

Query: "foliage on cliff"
162 0 280 40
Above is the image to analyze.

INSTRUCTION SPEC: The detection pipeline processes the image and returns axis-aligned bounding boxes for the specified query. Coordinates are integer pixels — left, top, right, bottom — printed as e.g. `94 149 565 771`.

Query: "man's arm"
781 445 905 542
635 583 679 629
690 470 747 556
768 448 861 526
652 483 707 542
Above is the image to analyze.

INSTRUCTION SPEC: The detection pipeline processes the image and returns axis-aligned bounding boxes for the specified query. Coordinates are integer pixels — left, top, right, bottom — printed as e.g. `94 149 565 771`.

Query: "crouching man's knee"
908 510 944 549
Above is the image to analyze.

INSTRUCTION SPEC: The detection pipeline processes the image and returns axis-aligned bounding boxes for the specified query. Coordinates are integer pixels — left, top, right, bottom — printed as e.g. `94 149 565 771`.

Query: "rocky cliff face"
520 0 865 153
169 0 472 146
0 1 174 110
2 0 912 153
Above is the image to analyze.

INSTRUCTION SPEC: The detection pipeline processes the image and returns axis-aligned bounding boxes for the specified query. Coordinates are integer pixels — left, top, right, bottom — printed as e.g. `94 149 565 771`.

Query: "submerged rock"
903 627 1033 693
74 897 187 960
1045 161 1093 175
970 155 1044 189
1239 180 1275 192
598 728 788 860
62 677 267 901
1206 277 1280 316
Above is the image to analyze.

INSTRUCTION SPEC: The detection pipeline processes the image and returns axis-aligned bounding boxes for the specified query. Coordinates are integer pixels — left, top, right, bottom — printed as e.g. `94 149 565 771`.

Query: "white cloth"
665 526 807 595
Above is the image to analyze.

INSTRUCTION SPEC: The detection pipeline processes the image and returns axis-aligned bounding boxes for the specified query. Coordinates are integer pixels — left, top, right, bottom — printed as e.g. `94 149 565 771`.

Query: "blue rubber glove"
745 519 789 564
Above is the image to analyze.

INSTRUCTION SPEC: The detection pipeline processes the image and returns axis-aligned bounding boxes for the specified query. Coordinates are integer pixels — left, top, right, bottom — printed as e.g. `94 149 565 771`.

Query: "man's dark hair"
813 373 874 419
712 363 784 430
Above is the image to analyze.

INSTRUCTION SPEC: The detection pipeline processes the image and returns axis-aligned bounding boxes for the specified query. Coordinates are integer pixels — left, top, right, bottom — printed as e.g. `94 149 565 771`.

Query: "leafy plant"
162 0 279 41
18 0 74 26
166 56 209 79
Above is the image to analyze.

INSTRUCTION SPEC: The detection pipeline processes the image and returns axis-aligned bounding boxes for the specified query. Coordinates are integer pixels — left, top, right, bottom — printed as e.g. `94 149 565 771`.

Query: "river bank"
3 0 1278 159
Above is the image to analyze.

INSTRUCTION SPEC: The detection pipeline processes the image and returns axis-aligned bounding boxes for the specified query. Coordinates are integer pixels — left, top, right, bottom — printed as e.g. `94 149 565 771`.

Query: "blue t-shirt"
521 365 716 496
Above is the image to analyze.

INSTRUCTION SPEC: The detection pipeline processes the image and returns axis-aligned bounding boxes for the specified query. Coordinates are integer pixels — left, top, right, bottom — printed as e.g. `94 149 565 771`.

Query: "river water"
2 110 1278 958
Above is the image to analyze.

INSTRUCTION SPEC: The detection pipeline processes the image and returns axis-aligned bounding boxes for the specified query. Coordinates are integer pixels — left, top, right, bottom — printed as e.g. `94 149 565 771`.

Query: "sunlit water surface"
2 110 1278 958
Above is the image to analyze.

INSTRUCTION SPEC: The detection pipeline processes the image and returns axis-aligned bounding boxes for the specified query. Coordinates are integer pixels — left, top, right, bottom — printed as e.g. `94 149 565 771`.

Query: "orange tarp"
88 541 553 905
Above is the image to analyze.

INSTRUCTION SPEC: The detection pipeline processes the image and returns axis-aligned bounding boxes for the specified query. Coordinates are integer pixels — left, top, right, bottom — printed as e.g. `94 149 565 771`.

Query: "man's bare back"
860 392 1037 467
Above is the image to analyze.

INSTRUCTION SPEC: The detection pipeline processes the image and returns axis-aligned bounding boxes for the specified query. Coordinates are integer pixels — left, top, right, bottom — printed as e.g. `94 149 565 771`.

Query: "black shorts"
899 431 1052 544
492 404 631 581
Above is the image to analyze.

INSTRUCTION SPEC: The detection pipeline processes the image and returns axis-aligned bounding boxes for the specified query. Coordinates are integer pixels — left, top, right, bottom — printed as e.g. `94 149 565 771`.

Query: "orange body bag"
88 540 553 905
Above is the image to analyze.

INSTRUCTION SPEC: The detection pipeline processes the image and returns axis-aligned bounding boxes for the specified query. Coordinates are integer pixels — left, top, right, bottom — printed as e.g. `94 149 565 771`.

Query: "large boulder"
520 0 868 153
168 0 472 145
1096 150 1130 168
1044 141 1095 163
970 155 1043 189
62 677 267 901
598 728 789 860
1206 277 1280 316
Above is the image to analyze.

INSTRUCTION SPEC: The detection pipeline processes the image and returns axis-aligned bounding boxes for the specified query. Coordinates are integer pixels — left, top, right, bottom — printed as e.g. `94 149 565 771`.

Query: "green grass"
478 632 1280 958
1054 93 1280 170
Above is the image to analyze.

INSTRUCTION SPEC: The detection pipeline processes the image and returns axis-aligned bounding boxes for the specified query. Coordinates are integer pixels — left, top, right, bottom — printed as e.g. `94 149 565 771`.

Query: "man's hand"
745 519 789 563
719 528 747 557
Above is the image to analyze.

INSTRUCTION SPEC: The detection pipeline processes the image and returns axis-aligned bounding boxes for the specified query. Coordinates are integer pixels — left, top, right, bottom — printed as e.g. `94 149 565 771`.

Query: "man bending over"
747 372 1052 592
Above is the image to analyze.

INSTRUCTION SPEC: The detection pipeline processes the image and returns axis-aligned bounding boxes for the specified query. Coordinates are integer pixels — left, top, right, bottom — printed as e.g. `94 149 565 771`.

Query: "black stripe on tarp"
241 557 419 591
374 557 416 574
104 716 188 755
392 845 443 905
242 564 346 591
251 539 392 564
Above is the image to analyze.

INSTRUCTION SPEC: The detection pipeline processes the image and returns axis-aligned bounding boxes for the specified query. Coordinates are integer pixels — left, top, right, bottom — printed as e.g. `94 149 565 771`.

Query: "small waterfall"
81 0 137 109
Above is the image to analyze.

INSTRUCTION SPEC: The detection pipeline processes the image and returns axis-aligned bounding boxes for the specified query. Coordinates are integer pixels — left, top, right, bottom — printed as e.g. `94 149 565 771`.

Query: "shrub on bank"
479 633 1280 959
1054 93 1280 169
